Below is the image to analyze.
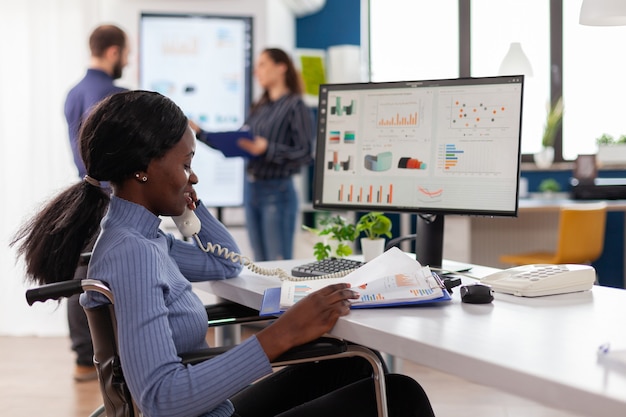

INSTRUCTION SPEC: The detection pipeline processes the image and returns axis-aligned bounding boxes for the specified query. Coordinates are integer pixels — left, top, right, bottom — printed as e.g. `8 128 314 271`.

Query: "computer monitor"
312 75 524 268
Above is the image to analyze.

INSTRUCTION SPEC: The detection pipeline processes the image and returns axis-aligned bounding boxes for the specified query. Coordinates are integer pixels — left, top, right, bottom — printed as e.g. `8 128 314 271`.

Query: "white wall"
0 0 296 336
0 0 101 337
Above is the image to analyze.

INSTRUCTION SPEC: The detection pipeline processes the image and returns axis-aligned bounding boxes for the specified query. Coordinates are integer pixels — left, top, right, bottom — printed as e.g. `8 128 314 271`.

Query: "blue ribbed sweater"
81 196 272 417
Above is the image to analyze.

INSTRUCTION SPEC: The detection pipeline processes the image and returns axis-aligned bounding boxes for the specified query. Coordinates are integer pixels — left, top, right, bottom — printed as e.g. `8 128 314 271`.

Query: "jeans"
244 176 298 261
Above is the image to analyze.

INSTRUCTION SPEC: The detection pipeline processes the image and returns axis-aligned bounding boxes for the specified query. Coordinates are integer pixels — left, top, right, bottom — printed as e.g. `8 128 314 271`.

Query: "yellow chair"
499 202 607 265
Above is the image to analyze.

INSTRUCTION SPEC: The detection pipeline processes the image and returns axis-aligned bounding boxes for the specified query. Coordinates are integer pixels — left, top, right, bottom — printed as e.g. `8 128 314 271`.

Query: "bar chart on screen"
335 183 394 204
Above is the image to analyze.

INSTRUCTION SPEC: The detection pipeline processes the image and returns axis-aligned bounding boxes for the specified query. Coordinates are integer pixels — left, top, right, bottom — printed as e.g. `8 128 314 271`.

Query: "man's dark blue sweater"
64 69 126 178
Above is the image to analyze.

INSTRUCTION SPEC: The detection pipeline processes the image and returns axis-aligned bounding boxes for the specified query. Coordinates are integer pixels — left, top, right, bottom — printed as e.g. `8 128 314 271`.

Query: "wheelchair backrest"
85 303 141 417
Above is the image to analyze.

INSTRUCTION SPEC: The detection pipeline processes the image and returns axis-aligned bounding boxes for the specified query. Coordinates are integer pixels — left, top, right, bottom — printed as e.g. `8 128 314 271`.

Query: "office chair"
26 279 389 417
499 202 607 266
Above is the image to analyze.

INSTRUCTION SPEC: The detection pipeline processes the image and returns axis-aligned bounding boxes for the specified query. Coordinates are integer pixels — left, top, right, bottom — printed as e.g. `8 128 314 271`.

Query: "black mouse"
460 284 494 304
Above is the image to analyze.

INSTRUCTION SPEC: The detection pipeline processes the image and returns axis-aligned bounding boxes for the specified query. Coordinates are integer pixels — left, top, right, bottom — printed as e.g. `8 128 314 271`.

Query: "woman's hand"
188 120 201 135
256 283 359 361
237 135 268 156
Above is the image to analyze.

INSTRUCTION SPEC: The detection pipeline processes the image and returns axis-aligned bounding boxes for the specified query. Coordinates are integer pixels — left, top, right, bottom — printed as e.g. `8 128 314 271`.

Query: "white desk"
195 258 626 417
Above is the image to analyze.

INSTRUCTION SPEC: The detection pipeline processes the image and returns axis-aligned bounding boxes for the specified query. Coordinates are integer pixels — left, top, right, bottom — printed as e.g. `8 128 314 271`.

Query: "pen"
597 342 610 355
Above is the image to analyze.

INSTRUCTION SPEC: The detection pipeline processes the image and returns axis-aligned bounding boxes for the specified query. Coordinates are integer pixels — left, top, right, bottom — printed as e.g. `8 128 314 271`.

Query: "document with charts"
260 247 451 315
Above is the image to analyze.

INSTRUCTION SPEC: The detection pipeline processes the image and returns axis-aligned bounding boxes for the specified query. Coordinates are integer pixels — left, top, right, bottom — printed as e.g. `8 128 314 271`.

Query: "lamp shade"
580 0 626 26
327 45 362 83
282 0 326 17
498 42 533 77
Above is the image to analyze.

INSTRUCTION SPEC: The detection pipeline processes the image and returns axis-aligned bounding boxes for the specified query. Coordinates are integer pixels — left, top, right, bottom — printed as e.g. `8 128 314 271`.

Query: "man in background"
64 24 129 381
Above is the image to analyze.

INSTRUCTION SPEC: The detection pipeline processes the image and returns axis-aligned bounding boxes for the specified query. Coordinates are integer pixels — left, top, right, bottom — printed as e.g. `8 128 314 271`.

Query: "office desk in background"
195 258 626 417
444 198 626 288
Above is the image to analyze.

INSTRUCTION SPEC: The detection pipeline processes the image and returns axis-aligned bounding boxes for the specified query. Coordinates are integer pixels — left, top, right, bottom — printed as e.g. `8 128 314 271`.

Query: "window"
369 0 626 162
369 0 550 157
471 0 550 156
368 0 459 82
562 0 626 160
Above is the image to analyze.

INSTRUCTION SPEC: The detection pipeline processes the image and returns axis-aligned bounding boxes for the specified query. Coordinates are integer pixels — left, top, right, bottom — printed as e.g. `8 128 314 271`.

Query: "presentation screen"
139 13 253 207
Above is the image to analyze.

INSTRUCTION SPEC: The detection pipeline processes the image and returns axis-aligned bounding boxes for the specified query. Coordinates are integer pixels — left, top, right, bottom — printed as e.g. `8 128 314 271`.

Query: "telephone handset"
172 207 202 237
172 207 355 281
480 264 596 297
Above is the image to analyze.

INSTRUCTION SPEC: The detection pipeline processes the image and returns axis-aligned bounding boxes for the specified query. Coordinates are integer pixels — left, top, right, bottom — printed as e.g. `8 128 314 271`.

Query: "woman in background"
194 48 314 261
237 48 314 261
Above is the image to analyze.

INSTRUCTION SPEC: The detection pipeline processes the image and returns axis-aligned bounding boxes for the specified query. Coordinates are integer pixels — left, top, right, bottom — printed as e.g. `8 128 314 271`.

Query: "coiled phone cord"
193 235 356 282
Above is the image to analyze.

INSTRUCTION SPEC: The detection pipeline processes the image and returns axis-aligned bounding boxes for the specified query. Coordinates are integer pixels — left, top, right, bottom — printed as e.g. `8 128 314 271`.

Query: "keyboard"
291 258 364 278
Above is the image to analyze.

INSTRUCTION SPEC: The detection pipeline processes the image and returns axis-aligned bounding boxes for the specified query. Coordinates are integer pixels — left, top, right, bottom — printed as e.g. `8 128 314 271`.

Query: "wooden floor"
0 331 585 417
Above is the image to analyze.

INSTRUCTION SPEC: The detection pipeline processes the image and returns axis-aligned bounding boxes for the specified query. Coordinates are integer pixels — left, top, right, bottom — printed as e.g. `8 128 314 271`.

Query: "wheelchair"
26 279 389 417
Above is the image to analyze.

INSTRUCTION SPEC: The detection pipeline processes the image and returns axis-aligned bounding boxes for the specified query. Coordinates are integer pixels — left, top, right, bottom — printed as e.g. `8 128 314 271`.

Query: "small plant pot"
361 238 385 262
597 144 626 166
534 146 554 169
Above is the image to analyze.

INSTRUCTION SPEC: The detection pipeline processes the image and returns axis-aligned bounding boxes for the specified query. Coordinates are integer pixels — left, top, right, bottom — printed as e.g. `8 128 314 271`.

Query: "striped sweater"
82 196 272 417
245 93 314 180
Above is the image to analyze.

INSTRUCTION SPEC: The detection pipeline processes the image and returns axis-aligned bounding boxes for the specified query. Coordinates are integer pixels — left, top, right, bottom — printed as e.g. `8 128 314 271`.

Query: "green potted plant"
356 212 393 262
535 97 564 169
538 178 561 197
596 133 615 146
303 214 358 260
541 96 564 148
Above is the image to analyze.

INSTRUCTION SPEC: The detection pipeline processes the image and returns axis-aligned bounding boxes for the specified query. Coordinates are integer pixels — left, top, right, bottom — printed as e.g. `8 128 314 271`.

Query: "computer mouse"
460 284 494 304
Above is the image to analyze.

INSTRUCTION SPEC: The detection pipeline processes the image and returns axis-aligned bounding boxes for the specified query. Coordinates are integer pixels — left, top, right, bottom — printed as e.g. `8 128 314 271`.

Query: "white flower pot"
597 144 626 166
361 238 385 262
534 146 554 169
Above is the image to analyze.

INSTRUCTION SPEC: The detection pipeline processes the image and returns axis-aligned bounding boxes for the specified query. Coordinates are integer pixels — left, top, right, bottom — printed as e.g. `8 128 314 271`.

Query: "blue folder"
198 129 255 158
259 285 452 316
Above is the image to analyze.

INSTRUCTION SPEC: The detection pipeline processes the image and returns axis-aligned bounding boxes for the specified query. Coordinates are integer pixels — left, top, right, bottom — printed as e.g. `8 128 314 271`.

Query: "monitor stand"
415 214 444 269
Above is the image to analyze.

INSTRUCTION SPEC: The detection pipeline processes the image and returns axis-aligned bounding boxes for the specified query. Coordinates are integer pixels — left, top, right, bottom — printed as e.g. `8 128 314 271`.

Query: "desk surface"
519 197 626 211
195 258 626 417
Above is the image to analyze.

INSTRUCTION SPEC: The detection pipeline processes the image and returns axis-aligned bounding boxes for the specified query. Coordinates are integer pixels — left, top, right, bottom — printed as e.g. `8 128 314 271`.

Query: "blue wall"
296 0 360 49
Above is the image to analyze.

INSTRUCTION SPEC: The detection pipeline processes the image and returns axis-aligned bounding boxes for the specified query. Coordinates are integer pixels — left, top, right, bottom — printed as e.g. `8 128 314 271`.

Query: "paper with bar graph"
350 269 444 306
260 247 451 315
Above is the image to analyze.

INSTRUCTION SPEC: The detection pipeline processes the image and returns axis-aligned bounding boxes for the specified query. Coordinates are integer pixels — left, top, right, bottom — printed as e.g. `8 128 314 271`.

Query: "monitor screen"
312 75 524 266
